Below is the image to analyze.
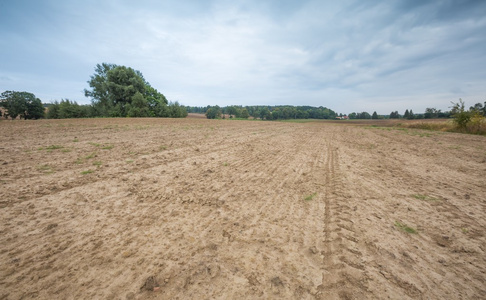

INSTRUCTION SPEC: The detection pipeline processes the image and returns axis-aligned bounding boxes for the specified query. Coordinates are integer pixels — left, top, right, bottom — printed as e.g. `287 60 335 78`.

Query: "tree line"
0 63 187 120
187 105 337 120
348 104 486 120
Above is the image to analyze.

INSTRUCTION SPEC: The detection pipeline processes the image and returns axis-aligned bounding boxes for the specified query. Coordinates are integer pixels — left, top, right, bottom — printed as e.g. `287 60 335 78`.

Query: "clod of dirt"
247 274 260 286
46 223 58 231
270 276 285 294
141 276 160 291
271 276 284 287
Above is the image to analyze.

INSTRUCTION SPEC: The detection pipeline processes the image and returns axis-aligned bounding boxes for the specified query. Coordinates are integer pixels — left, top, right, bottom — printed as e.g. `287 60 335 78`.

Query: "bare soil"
1 118 485 299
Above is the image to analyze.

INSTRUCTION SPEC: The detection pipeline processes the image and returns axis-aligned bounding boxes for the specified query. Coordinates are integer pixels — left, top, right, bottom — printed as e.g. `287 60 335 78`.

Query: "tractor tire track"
317 141 370 299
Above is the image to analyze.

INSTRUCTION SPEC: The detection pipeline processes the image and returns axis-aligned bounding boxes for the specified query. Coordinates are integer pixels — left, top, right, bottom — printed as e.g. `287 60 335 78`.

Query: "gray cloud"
0 0 485 114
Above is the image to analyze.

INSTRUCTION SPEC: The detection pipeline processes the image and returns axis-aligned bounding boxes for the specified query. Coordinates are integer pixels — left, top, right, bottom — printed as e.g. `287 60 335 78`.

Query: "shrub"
450 99 486 134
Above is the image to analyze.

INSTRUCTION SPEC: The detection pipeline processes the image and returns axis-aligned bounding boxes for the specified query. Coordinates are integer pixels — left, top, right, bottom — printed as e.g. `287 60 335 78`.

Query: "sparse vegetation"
412 194 438 201
101 144 114 150
81 169 93 175
84 152 97 159
37 164 53 174
395 221 417 234
450 99 486 135
304 192 317 201
45 145 64 151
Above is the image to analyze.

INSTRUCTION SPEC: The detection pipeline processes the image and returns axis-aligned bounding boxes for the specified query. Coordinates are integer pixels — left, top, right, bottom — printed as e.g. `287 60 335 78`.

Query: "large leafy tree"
25 96 45 119
0 91 44 119
206 106 222 119
84 63 174 117
0 91 26 119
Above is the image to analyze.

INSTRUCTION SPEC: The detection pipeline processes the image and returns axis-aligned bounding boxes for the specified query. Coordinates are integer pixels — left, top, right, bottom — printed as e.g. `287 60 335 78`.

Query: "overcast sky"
1 0 485 114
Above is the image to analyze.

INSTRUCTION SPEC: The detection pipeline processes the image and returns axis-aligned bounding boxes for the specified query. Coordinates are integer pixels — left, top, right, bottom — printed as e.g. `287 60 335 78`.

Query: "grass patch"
84 152 97 159
395 221 417 234
37 164 53 173
223 162 228 166
93 161 102 166
75 158 83 164
101 144 114 150
304 192 317 201
412 194 438 201
365 125 435 137
393 119 486 136
278 119 318 123
126 160 134 164
45 145 64 150
159 145 168 151
73 138 79 142
89 142 101 147
81 169 93 175
61 148 72 153
401 121 452 132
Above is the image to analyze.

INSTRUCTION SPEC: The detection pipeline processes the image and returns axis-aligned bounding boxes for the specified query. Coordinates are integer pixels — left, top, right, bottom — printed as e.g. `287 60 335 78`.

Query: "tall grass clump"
403 121 452 132
450 99 486 135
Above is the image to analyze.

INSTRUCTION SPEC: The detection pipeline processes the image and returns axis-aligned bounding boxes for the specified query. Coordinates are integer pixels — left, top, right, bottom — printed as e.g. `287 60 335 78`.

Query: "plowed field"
1 118 485 299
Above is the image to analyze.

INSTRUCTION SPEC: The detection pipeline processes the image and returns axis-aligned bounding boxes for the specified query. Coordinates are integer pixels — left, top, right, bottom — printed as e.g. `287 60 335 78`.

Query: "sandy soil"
1 118 485 299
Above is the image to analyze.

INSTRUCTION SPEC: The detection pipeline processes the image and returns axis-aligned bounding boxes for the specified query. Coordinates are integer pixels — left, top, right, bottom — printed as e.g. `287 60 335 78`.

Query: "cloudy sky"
1 0 485 114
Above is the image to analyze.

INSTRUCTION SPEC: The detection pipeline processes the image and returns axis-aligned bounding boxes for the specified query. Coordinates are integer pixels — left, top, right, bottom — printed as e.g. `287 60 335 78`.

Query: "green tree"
451 99 471 130
226 106 238 118
168 101 187 118
424 108 440 119
408 109 415 120
127 92 150 117
357 112 371 119
240 108 250 119
371 111 378 119
0 91 44 119
47 101 60 119
259 107 271 120
206 106 222 119
470 102 486 116
0 91 26 119
404 109 410 119
26 97 45 119
84 63 174 118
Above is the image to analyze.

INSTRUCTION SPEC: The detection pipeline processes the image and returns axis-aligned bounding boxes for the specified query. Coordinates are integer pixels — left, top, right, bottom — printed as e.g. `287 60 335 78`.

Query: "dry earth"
1 118 485 299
